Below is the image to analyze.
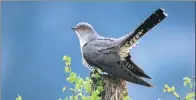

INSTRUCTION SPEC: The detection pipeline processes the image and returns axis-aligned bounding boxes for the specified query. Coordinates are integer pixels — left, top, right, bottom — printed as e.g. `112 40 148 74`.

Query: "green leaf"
75 83 81 91
184 77 191 86
164 84 169 88
66 61 71 67
97 86 104 92
84 83 92 93
91 91 97 96
81 95 90 100
64 66 71 73
85 77 92 84
69 72 77 83
173 92 180 98
171 86 175 92
77 77 84 84
73 95 78 100
91 90 101 100
62 86 67 92
66 77 70 82
67 56 71 63
70 88 76 92
163 84 171 92
69 96 73 100
183 77 194 89
95 73 101 79
92 90 100 96
63 56 67 61
16 95 22 100
184 81 188 87
63 55 71 67
185 92 196 100
64 96 68 100
167 87 171 92
123 95 130 100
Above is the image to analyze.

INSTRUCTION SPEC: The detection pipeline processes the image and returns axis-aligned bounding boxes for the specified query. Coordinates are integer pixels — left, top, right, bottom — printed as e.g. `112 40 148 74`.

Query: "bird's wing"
82 39 154 87
117 8 167 58
123 55 151 79
100 60 154 87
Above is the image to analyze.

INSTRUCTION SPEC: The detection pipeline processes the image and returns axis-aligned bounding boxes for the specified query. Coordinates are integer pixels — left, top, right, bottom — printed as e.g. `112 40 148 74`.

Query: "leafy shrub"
59 55 103 100
163 77 195 100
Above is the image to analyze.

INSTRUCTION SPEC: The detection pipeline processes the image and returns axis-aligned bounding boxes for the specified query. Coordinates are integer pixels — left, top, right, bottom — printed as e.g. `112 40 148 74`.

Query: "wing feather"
82 40 153 87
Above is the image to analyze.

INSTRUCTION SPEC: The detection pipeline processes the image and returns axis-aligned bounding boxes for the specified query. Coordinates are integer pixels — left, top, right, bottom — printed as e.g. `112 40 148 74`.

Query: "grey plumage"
72 8 167 87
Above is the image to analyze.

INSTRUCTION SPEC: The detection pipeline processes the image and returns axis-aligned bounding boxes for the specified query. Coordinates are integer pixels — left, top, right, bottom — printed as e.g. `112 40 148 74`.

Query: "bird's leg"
90 67 112 76
90 67 104 95
90 67 102 81
101 72 109 75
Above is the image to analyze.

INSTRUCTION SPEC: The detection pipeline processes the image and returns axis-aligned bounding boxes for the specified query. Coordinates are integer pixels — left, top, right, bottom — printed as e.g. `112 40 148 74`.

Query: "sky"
1 1 195 100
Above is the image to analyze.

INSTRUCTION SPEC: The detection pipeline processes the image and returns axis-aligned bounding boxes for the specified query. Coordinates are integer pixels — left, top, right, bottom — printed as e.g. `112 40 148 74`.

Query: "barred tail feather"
119 8 167 50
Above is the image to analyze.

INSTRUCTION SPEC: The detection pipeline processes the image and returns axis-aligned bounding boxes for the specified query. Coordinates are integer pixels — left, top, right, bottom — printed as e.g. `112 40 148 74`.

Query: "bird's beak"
71 27 76 30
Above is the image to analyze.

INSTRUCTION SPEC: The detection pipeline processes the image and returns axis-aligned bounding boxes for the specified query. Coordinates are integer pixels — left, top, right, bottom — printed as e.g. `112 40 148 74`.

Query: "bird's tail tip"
147 83 155 88
159 8 168 16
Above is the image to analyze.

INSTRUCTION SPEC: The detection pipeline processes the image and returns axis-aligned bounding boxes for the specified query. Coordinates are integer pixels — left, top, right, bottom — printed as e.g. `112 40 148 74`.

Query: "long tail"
119 8 167 49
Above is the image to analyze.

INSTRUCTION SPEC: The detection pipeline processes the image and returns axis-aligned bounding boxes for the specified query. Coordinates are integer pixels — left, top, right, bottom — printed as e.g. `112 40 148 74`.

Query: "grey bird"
71 8 167 87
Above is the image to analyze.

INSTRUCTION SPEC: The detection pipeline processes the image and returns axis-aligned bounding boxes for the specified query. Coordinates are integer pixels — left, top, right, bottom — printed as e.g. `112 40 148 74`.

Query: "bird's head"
71 22 99 47
71 22 97 35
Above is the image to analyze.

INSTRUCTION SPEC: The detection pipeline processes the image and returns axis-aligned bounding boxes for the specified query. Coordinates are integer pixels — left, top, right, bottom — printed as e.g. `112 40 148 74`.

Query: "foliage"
59 55 104 100
163 77 195 100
